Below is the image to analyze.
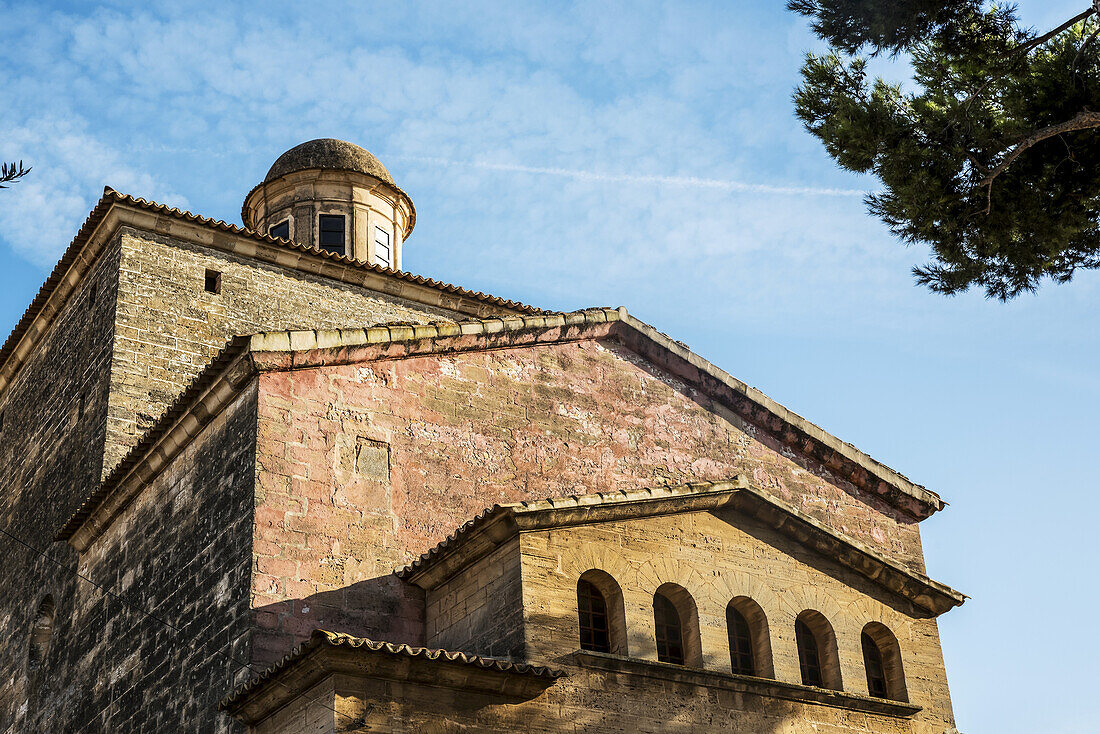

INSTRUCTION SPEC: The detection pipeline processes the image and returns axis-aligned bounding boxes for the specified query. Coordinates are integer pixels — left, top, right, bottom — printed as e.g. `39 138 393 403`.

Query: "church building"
0 139 964 733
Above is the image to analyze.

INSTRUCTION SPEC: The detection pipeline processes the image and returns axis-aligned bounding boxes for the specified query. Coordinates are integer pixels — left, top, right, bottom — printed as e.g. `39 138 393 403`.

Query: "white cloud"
395 155 865 197
0 117 189 265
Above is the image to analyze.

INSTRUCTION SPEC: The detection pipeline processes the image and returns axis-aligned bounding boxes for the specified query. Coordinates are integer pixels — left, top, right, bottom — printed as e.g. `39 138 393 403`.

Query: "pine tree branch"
960 7 1097 111
1011 7 1095 58
980 110 1100 188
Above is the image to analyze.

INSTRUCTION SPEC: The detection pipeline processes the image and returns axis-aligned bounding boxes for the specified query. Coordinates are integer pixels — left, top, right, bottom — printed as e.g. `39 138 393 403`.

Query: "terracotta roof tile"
218 629 565 711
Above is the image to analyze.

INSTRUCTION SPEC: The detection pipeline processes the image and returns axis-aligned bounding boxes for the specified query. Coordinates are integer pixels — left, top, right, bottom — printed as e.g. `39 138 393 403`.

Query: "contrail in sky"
394 155 865 197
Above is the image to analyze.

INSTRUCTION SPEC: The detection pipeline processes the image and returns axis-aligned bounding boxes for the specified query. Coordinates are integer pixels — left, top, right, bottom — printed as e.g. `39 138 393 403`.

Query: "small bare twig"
1073 23 1100 70
0 160 32 189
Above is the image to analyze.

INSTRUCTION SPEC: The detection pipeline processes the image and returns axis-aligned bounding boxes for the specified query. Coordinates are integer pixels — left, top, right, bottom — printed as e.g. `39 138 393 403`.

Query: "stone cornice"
218 630 564 726
572 651 923 719
57 307 948 553
395 478 965 616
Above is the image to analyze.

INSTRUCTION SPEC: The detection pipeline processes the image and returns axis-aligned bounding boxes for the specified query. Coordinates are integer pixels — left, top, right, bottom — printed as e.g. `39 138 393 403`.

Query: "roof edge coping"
394 477 965 615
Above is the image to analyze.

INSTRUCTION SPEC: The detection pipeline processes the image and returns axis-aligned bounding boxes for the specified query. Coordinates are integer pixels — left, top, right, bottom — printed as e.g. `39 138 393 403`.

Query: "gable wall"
250 338 929 662
105 227 461 475
0 234 121 733
518 510 954 732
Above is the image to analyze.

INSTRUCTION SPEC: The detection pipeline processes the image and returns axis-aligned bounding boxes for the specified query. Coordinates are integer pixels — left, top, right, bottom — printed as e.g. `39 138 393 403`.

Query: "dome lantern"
242 139 414 270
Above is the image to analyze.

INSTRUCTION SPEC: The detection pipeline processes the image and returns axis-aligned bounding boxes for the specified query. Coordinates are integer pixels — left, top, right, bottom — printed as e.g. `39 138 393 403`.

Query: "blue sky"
1 1 1096 730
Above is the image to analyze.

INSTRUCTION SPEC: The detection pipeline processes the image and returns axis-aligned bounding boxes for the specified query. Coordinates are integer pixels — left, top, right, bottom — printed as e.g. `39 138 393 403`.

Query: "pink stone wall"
249 338 925 661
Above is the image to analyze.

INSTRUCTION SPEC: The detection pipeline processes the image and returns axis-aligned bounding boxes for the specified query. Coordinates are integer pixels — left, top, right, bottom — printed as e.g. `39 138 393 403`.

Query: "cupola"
242 139 415 270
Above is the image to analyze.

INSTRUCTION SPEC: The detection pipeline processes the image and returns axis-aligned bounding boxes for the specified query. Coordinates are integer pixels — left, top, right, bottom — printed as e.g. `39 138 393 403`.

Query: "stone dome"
264 138 395 186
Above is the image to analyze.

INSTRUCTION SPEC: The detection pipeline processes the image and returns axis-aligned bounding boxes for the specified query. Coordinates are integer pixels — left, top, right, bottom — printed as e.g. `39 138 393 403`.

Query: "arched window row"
573 572 907 701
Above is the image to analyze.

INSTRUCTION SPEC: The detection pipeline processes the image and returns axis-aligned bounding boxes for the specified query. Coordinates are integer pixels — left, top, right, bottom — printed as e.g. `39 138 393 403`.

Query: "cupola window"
373 226 392 268
318 215 346 255
269 220 290 240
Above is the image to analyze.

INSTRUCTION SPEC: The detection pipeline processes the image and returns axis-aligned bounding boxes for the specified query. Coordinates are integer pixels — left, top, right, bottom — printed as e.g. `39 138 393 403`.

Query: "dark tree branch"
1011 7 1095 58
980 110 1100 188
0 161 32 189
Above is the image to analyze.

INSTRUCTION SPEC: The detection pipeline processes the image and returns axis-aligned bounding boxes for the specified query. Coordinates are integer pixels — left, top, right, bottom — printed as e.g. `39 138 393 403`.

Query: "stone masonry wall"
106 228 460 475
249 338 928 662
0 235 121 734
60 383 259 734
519 511 954 733
424 538 525 659
317 669 922 734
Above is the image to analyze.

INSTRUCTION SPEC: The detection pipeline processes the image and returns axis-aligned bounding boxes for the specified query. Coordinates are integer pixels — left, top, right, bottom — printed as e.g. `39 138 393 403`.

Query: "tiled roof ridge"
102 188 535 311
218 629 565 711
0 186 540 399
246 307 622 354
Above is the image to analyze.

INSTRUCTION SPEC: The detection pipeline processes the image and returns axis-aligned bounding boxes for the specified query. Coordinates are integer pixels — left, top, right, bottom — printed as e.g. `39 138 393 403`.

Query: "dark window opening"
204 269 221 294
862 631 889 698
374 226 392 268
78 393 86 418
318 214 345 255
89 284 97 310
269 220 290 239
727 605 756 676
577 579 611 653
28 596 55 676
796 619 823 687
654 592 685 665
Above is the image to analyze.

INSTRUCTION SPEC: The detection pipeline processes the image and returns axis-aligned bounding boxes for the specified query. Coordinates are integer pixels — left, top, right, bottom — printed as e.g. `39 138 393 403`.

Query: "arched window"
576 570 627 655
27 596 55 679
862 622 908 701
726 597 773 678
862 631 887 697
654 593 684 664
795 618 822 686
728 605 755 675
653 583 702 667
578 579 610 653
795 610 842 690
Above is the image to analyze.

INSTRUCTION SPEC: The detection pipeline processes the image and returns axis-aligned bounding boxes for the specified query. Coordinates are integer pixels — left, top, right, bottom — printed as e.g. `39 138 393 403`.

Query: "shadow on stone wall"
251 573 424 668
